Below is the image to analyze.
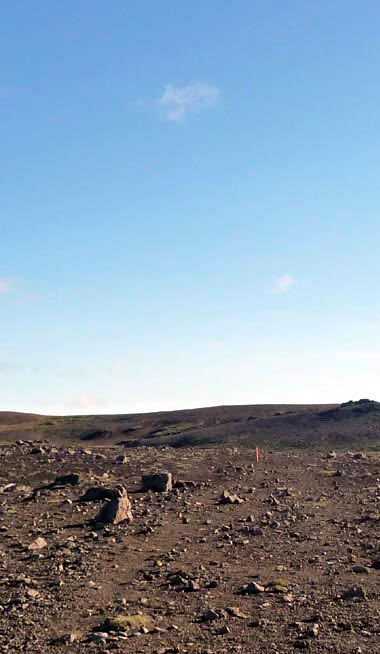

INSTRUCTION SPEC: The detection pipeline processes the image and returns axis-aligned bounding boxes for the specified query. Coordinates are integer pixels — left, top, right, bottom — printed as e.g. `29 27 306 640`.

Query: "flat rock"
28 537 48 551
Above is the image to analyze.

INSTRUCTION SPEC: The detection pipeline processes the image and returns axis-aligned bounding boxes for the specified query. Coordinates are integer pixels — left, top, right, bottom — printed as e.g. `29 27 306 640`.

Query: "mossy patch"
152 421 203 437
266 578 290 588
103 614 153 632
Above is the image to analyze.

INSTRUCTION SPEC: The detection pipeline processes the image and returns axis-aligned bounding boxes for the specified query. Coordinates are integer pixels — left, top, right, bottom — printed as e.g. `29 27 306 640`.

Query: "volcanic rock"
142 472 173 492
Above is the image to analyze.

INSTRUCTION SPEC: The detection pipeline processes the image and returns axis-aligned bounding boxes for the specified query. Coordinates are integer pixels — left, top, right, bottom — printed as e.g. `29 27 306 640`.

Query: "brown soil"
0 440 380 653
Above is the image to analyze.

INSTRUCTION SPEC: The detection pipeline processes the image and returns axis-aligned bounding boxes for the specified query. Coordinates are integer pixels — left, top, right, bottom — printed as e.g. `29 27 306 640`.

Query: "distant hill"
1 400 379 450
0 412 42 425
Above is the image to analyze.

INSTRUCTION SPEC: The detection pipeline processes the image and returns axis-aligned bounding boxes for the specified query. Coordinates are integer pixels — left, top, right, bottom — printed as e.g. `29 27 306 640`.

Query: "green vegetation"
104 614 152 631
152 420 203 437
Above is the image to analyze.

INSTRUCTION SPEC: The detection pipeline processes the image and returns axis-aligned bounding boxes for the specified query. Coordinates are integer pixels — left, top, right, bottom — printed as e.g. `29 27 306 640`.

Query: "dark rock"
51 473 81 488
114 454 128 464
79 486 121 502
240 581 265 594
340 586 367 600
352 565 369 574
173 480 197 489
200 608 223 622
142 472 173 492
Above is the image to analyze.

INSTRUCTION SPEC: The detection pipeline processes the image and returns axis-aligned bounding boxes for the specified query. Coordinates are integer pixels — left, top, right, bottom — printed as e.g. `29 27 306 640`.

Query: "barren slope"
1 400 379 450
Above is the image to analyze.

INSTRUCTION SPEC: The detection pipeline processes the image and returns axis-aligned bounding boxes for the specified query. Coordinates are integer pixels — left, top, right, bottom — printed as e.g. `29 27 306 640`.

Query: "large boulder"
95 487 133 525
142 472 172 492
79 486 118 502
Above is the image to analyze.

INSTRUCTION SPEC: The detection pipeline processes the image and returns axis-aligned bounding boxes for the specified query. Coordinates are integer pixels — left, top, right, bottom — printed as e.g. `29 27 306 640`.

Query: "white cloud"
0 278 11 294
159 82 219 122
72 395 104 410
273 274 296 294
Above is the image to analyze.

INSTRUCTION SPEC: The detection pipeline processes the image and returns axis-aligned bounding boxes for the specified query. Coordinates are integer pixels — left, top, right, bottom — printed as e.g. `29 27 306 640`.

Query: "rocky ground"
0 441 380 653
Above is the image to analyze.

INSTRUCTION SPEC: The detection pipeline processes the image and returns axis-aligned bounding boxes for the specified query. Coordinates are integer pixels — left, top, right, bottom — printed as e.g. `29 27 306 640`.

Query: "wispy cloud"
273 274 296 294
0 278 11 294
71 395 104 410
159 82 219 122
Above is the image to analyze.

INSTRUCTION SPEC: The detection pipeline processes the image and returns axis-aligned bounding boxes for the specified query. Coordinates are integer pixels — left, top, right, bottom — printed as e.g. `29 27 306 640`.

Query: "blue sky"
1 1 379 414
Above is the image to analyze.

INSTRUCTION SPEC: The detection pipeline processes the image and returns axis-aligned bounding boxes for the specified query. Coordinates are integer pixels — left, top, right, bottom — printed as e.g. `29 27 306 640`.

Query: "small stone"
53 631 82 644
31 446 44 455
0 483 17 493
28 537 48 551
225 606 249 619
216 624 230 635
201 608 221 622
219 490 244 505
240 581 265 594
26 588 39 599
115 454 128 464
340 586 367 600
352 565 369 574
306 623 319 638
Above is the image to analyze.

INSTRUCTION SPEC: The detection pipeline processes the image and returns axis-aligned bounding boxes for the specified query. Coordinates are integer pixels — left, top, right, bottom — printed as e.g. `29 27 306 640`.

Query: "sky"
1 1 380 414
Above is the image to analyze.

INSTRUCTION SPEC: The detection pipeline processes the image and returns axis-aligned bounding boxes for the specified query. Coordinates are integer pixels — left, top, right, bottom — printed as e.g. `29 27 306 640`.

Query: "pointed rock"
96 489 133 525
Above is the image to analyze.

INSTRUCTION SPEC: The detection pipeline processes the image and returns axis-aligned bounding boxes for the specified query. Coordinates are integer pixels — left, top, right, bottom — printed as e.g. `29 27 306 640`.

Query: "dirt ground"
0 442 379 653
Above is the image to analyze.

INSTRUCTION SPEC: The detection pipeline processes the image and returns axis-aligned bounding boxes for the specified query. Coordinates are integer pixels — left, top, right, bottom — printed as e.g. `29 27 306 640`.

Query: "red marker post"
255 447 260 463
